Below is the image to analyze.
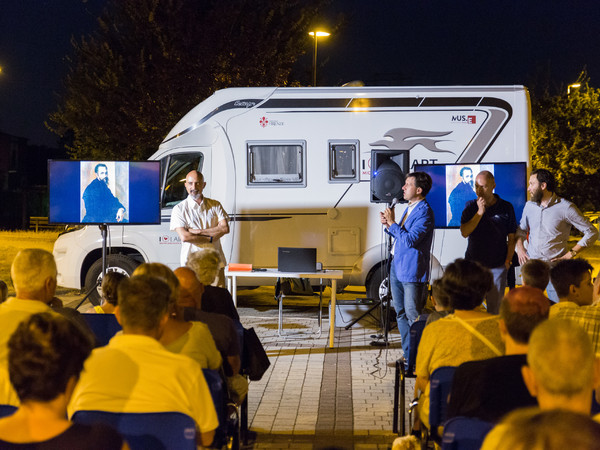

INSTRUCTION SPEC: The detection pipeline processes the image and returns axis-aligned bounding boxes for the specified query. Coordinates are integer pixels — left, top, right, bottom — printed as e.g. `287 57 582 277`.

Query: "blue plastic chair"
0 405 16 418
428 366 457 444
81 313 122 347
441 416 494 450
393 313 429 435
72 410 196 450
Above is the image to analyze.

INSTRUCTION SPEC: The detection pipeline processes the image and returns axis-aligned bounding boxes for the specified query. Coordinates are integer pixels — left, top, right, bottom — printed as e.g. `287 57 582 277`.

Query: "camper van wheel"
366 265 389 302
84 254 140 306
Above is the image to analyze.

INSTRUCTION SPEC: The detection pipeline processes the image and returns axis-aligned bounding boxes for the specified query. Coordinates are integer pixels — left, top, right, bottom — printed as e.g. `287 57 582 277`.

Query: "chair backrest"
441 416 494 450
81 313 122 347
202 368 227 447
0 405 16 418
429 366 457 435
406 314 429 376
72 410 196 450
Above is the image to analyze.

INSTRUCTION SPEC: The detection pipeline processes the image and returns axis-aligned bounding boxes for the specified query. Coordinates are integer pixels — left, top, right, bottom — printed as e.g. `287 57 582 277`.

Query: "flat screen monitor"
414 162 527 228
48 160 161 225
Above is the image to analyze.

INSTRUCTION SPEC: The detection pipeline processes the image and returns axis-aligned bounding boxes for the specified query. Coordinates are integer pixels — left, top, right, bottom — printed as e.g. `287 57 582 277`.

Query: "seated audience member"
0 312 125 449
522 318 599 414
415 259 504 430
481 407 600 450
520 259 550 291
175 267 248 403
132 263 222 370
425 278 452 325
0 280 7 303
68 275 218 447
0 249 62 406
88 271 126 314
447 286 549 422
187 249 239 320
548 259 600 353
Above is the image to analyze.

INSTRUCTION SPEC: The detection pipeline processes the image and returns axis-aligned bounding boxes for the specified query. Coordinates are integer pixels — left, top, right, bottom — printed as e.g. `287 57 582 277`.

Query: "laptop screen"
277 247 317 273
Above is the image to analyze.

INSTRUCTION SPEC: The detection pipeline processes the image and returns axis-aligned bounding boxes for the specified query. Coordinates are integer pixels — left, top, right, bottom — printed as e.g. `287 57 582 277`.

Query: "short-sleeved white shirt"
170 195 229 266
68 334 219 433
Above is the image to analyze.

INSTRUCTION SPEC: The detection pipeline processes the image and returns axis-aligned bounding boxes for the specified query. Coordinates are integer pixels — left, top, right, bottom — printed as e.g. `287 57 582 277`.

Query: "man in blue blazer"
380 172 435 361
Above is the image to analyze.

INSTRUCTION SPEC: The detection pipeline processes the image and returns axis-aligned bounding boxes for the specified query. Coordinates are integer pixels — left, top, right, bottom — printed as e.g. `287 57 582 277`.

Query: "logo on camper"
451 115 477 124
259 116 269 128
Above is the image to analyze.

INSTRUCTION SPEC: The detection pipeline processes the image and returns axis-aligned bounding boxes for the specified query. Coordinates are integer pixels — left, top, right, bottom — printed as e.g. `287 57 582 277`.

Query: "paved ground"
234 286 412 449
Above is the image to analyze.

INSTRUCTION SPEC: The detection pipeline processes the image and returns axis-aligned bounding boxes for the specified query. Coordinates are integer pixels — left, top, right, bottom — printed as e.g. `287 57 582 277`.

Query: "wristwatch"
570 249 578 258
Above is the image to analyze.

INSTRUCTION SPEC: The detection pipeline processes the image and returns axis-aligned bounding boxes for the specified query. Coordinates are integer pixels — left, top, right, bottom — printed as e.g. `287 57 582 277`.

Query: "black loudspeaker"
370 150 410 203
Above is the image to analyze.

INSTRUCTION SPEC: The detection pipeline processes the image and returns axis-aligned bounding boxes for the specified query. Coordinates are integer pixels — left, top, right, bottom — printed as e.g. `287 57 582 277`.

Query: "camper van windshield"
162 152 203 207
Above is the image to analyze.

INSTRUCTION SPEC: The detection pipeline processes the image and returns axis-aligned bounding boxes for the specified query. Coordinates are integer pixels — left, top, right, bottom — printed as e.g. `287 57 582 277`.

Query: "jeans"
390 264 427 360
486 266 508 314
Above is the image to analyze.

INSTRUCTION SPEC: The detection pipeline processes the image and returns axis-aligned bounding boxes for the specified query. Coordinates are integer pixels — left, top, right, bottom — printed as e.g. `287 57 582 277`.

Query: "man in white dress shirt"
170 170 229 286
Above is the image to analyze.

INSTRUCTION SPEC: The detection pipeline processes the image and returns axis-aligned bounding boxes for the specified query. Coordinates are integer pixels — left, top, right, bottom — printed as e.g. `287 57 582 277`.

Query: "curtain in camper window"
248 143 304 184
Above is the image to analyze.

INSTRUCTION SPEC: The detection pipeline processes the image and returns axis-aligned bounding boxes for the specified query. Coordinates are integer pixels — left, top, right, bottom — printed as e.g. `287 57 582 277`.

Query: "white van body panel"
53 86 530 294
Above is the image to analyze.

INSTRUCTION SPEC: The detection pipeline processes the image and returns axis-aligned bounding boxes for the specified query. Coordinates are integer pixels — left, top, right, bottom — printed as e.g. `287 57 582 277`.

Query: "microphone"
388 197 400 208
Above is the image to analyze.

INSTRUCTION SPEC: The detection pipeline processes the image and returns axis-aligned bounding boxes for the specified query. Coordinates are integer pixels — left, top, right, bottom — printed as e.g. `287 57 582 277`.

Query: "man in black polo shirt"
460 170 517 314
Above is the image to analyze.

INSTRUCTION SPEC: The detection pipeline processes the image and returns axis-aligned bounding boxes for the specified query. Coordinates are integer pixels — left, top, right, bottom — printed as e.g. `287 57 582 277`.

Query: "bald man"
170 170 229 286
460 170 517 314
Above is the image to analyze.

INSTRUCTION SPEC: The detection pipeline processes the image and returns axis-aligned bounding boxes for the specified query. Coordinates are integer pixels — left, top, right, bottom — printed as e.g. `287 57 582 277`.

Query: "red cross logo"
260 116 268 128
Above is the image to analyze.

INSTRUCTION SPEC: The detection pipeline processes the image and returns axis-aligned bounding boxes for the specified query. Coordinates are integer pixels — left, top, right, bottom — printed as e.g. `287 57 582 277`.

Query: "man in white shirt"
170 170 230 286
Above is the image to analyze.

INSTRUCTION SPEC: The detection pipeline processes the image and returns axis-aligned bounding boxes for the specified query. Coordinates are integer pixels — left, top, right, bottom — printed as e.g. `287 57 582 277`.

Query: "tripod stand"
74 224 109 310
369 232 395 346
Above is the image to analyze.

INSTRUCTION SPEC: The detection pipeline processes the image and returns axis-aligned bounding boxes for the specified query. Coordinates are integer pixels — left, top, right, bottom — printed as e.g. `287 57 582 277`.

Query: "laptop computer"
277 247 317 273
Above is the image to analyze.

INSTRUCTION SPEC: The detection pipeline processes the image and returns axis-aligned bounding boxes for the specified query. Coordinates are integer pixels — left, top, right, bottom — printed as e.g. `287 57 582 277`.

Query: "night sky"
1 0 599 147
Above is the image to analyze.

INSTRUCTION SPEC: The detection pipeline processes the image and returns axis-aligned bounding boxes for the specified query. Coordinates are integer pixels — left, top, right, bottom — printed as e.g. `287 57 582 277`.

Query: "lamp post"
567 83 581 95
308 30 330 86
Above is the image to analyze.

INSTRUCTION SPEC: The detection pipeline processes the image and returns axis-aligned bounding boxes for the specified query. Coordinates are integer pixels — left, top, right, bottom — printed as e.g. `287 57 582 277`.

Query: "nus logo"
451 115 477 124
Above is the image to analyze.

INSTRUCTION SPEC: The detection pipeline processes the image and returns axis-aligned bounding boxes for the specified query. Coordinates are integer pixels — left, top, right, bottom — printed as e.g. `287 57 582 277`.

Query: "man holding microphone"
380 172 435 363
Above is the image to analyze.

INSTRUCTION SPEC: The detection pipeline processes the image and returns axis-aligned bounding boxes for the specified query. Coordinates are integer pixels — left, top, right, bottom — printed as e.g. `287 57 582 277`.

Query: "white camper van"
53 86 530 302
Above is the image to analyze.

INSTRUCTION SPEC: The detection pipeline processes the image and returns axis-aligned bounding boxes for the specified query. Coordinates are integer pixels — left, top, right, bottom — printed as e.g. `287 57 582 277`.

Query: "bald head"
475 170 496 203
185 170 205 201
174 267 204 309
11 249 57 302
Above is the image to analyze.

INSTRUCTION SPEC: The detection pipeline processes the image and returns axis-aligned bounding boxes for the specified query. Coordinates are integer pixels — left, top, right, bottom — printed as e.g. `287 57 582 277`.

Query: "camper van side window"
161 152 204 207
329 141 359 183
247 141 306 187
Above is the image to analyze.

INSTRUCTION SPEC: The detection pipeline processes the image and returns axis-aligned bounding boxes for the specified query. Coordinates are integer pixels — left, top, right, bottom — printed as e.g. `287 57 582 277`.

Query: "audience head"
523 318 598 412
10 249 57 302
481 407 600 450
550 258 594 305
132 262 179 305
8 312 92 403
116 275 171 334
499 286 549 345
430 278 451 311
174 267 205 309
0 280 7 303
520 259 550 291
439 258 493 310
100 271 127 306
186 249 222 286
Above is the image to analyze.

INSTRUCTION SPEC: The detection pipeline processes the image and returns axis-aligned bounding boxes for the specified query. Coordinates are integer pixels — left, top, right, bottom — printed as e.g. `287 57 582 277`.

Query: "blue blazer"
387 200 435 283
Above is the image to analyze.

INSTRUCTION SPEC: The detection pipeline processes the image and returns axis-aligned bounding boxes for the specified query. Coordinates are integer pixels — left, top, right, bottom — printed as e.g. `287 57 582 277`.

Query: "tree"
48 0 329 160
531 71 600 211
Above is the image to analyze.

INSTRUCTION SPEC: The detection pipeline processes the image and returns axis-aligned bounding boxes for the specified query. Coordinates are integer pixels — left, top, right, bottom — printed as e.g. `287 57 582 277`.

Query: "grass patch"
0 231 60 287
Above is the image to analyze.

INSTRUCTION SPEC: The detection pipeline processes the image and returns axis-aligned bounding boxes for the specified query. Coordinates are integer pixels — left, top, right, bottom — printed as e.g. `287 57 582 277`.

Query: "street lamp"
567 83 581 95
308 30 330 86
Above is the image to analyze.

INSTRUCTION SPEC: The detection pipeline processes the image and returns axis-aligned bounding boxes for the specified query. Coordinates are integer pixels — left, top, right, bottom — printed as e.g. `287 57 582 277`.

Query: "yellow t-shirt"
0 298 53 406
68 334 218 433
415 314 504 428
163 321 222 370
